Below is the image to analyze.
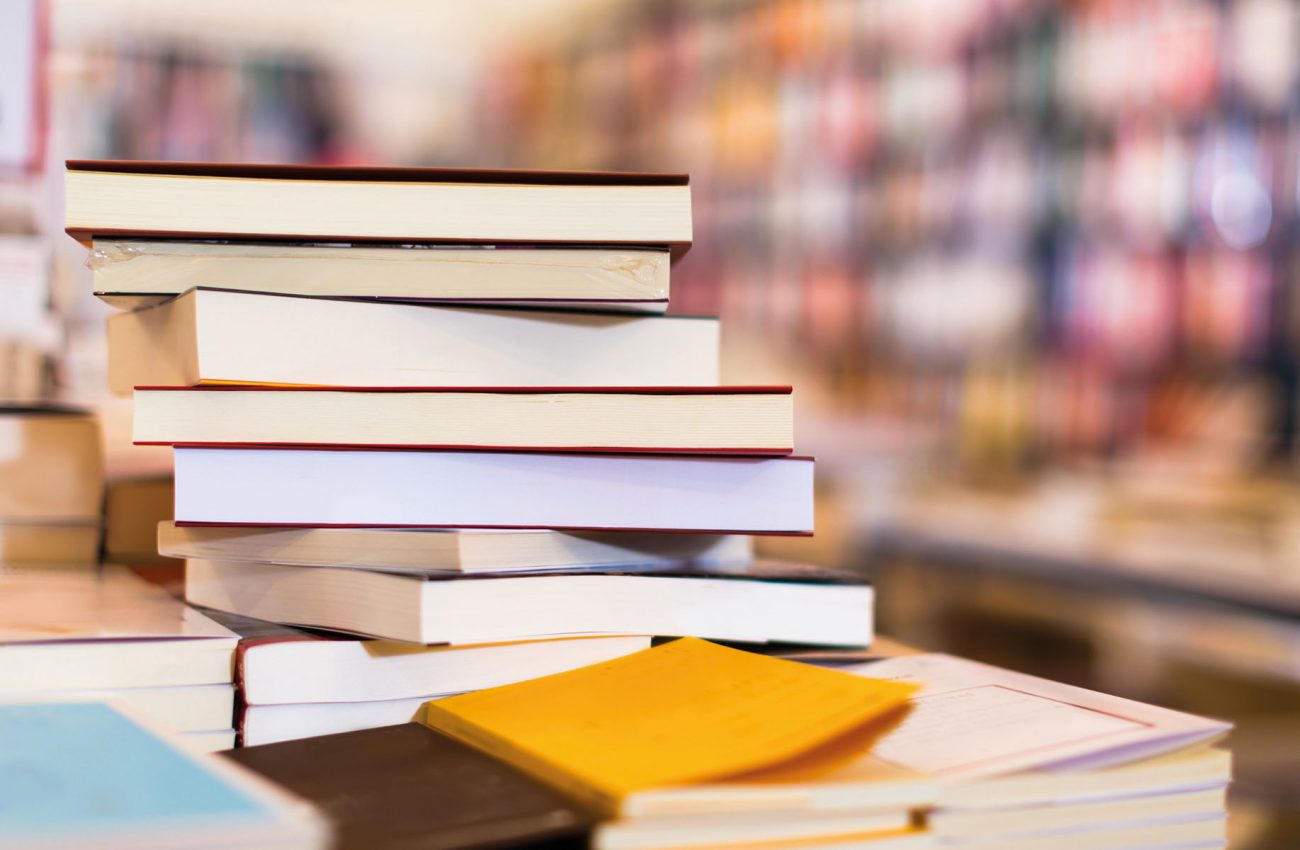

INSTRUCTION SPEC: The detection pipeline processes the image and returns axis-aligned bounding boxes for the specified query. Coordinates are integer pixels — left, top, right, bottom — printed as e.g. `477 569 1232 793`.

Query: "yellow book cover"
421 637 917 813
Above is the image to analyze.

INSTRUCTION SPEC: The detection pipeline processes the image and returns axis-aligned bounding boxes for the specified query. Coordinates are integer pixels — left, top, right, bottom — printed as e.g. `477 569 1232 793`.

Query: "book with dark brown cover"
223 723 593 850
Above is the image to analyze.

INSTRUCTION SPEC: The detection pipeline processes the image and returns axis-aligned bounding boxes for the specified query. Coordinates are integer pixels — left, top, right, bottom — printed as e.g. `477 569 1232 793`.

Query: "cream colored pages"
91 241 671 303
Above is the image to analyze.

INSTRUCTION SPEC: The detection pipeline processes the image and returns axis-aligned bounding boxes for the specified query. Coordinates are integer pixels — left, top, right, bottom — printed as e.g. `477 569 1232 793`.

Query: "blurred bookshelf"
450 0 1300 588
461 0 1300 480
451 2 1300 835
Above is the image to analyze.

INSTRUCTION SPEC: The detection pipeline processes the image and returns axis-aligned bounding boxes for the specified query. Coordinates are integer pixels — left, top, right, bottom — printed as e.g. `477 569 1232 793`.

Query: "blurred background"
4 0 1300 844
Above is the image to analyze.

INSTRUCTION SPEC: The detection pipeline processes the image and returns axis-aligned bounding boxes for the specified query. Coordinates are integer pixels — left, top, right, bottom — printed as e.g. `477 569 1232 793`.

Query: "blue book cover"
0 701 321 846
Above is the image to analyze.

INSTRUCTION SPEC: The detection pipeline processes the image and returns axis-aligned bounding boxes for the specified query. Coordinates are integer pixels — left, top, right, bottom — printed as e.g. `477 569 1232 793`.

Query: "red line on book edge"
133 385 793 394
144 447 790 460
173 522 814 536
167 445 814 460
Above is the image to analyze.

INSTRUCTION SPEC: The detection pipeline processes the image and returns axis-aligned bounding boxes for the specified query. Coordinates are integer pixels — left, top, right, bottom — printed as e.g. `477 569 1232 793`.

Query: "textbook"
850 654 1231 780
932 785 1225 847
616 654 1230 816
108 289 719 393
185 561 873 646
134 386 794 454
66 160 692 250
420 638 917 814
92 241 674 313
242 697 433 746
0 567 237 691
591 656 1230 850
225 723 594 850
20 683 234 734
182 728 237 753
171 448 813 533
204 607 649 744
0 701 324 849
219 610 650 706
159 523 753 574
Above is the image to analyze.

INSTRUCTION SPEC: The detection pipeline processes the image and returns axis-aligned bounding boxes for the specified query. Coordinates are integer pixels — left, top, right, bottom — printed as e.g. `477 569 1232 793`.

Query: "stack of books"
0 567 239 750
66 159 871 744
62 160 1231 850
0 406 103 564
201 605 651 746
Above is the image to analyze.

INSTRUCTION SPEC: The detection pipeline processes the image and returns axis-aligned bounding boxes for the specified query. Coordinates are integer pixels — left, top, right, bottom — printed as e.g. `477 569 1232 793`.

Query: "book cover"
225 722 593 850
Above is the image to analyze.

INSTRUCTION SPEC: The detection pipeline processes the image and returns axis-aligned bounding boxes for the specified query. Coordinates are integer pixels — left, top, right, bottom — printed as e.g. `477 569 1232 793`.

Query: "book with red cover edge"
172 450 814 535
65 160 693 258
134 385 795 456
175 522 814 536
134 385 791 394
166 444 810 461
158 447 795 460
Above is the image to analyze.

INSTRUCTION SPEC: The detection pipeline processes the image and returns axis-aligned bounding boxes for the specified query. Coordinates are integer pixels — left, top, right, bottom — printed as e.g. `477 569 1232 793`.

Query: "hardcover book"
134 385 793 454
93 241 673 313
108 289 719 392
66 161 692 250
183 560 873 646
171 448 813 533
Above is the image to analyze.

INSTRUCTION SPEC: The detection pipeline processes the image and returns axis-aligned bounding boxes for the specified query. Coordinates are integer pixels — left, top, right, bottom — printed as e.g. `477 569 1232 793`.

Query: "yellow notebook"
421 638 917 813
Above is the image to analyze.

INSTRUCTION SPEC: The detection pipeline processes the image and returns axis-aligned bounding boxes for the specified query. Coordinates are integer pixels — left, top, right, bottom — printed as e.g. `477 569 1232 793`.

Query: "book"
624 655 1230 820
938 745 1231 810
204 607 649 744
0 567 237 691
19 683 234 734
224 723 594 850
931 786 1225 843
184 560 874 646
585 655 1230 848
590 658 1230 850
108 289 719 393
0 522 101 563
595 810 919 850
104 475 175 564
420 638 917 814
213 609 650 705
241 697 435 747
181 728 237 754
943 817 1223 850
0 701 324 849
66 161 692 250
134 386 794 454
848 654 1231 780
172 448 813 533
92 241 673 313
0 407 102 521
159 523 753 574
